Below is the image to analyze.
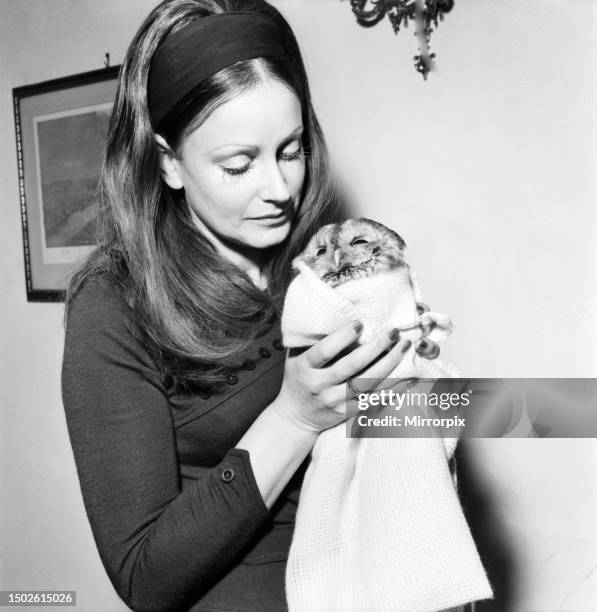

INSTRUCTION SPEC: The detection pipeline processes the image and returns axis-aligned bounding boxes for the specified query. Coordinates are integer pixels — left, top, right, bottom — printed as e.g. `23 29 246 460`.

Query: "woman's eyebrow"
208 126 304 155
208 144 259 156
279 125 304 146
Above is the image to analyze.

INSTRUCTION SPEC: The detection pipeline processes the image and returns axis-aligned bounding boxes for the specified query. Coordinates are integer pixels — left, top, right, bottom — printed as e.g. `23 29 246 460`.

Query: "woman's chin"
245 220 292 249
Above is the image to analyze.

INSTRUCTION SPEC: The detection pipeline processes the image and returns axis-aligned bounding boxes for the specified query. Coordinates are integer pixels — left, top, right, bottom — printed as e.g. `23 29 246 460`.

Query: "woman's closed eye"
219 154 253 177
219 141 304 178
279 140 304 162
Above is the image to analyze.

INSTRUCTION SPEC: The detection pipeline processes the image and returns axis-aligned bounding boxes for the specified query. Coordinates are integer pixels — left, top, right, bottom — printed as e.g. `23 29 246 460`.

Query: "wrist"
236 399 318 508
269 396 321 440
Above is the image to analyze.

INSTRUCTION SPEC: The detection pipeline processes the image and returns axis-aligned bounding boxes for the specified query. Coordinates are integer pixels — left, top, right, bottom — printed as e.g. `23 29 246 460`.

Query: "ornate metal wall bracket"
344 0 454 79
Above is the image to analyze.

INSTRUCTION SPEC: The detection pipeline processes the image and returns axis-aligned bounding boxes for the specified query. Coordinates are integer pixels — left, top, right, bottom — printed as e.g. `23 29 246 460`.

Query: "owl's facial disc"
294 218 407 287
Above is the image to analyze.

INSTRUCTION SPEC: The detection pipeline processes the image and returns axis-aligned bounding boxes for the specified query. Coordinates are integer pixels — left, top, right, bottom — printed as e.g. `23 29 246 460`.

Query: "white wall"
1 1 595 610
0 3 158 610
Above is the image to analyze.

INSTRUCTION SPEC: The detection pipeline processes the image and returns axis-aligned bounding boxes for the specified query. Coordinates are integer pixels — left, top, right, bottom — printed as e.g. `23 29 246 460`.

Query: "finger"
358 338 413 381
320 385 364 419
345 396 364 420
305 320 363 368
348 374 418 400
416 338 440 359
326 327 400 383
382 377 436 397
373 376 420 394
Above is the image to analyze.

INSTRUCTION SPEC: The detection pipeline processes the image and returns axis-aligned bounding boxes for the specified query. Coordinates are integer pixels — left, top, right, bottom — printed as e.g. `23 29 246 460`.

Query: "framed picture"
13 66 120 302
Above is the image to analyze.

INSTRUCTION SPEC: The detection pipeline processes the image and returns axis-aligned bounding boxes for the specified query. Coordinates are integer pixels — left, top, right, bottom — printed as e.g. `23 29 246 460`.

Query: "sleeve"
61 276 270 612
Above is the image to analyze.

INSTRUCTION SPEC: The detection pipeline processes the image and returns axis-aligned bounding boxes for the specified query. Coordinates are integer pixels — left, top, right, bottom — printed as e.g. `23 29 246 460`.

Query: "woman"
61 0 411 610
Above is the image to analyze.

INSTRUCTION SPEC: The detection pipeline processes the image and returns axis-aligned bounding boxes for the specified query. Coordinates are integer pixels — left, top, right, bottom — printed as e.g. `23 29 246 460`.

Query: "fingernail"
416 302 430 315
402 339 412 352
388 328 400 342
353 320 363 335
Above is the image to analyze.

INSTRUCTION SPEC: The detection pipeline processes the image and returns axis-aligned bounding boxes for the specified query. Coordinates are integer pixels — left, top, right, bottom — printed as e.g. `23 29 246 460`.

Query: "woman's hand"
271 321 412 433
240 322 412 507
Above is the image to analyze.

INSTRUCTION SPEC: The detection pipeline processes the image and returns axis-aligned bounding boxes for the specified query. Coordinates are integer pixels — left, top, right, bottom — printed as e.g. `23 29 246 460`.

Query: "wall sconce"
343 0 454 79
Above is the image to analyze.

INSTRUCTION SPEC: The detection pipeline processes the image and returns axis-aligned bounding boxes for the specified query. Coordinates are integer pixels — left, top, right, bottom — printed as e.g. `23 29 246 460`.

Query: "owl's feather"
294 217 407 288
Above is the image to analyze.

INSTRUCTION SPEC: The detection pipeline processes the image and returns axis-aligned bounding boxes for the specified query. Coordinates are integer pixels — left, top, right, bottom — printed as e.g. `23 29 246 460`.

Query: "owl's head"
294 217 407 287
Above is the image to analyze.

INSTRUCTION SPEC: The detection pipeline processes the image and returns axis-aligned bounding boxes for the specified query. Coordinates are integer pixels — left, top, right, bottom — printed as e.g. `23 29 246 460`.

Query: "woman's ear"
155 134 184 190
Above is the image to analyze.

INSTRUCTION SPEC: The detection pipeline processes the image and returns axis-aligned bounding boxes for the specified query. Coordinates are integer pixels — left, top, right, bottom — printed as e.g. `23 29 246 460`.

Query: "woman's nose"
259 159 291 203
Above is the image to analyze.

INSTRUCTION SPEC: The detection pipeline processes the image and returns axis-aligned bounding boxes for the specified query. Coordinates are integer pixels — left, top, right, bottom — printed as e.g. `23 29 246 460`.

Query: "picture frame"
13 66 120 302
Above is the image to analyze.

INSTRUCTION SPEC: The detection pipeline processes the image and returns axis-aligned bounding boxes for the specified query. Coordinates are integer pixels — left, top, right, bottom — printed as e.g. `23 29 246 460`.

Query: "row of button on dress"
198 337 285 400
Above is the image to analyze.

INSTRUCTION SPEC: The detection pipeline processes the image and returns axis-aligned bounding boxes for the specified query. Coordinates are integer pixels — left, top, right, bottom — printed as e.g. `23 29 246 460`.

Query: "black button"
226 372 239 385
259 347 271 358
221 468 235 483
199 388 212 400
242 359 256 370
272 338 285 351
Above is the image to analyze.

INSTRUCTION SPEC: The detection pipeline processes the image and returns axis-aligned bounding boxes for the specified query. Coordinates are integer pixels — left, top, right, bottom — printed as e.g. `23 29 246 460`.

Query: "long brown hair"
65 0 345 390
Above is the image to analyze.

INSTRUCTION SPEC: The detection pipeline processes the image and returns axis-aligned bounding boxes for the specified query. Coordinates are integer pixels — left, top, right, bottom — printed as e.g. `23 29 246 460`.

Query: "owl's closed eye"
294 217 407 287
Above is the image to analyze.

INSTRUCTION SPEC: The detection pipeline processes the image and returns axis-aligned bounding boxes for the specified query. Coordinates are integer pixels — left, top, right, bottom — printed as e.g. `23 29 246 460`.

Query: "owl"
293 217 407 288
291 217 444 358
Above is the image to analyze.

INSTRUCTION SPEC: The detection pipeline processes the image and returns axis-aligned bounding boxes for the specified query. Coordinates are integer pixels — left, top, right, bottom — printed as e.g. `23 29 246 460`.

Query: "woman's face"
160 78 306 256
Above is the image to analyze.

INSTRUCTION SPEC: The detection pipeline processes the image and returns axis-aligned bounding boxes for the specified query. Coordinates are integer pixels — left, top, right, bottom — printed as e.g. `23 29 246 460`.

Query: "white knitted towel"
282 261 493 612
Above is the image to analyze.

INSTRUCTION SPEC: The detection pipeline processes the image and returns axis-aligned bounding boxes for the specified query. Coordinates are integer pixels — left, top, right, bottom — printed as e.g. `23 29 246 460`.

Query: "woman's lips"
251 211 291 223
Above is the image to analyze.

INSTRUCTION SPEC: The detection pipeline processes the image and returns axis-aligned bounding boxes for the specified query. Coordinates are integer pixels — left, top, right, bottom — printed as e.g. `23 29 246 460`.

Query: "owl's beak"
333 250 342 268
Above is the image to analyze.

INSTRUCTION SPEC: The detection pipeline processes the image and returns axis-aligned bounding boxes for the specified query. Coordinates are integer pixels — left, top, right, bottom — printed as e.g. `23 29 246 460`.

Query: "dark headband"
148 12 290 127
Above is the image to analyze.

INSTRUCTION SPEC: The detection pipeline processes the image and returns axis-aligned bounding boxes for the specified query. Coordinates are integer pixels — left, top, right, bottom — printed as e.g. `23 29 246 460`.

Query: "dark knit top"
61 274 308 612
